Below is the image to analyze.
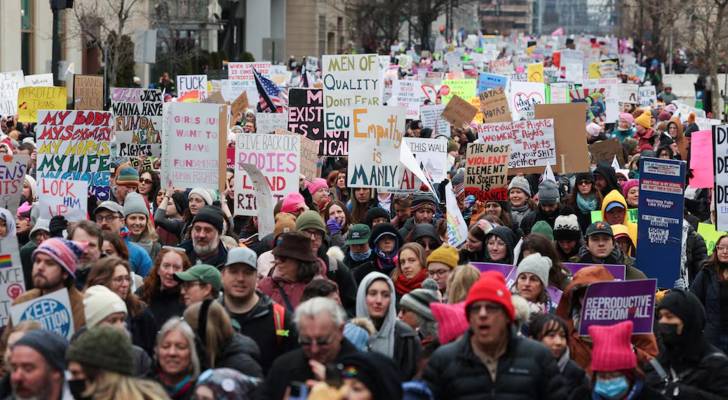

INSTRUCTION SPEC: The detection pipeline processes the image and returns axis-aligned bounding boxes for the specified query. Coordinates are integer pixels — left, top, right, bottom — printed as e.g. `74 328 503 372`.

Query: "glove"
326 218 341 236
48 215 68 238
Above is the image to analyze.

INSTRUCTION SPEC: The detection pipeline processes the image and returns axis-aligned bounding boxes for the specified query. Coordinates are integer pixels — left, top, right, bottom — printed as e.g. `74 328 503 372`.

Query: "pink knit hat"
32 238 87 278
619 112 634 125
280 192 307 214
306 178 328 196
621 179 638 195
431 302 469 344
589 320 637 372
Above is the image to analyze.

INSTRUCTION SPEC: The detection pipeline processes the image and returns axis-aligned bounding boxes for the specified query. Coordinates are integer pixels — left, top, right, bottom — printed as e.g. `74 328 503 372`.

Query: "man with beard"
179 205 228 268
67 221 103 290
520 180 561 235
8 330 71 399
12 238 87 332
93 201 152 276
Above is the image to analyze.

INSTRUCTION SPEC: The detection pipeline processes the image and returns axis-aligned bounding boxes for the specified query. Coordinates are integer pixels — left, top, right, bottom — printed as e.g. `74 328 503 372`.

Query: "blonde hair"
83 370 168 400
183 301 234 367
447 264 481 303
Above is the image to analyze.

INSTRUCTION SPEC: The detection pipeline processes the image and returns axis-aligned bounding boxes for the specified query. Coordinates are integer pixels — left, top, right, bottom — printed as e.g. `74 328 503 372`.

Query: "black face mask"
68 378 90 400
658 323 681 346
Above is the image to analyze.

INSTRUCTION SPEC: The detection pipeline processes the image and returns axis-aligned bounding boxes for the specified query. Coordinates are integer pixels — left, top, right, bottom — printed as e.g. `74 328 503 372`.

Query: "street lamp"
50 0 74 85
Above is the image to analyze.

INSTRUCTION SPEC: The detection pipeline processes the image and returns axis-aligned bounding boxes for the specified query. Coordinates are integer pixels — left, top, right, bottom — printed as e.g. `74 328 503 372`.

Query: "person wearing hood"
459 222 490 264
410 223 442 257
483 226 517 265
613 224 637 258
399 192 438 240
601 189 638 245
690 233 728 354
0 207 16 253
565 172 603 233
645 289 728 398
333 352 404 400
356 272 421 380
364 206 390 227
507 176 536 228
577 222 646 280
593 164 623 198
611 112 636 143
352 223 402 284
554 266 658 373
634 110 656 152
553 214 584 262
520 180 561 236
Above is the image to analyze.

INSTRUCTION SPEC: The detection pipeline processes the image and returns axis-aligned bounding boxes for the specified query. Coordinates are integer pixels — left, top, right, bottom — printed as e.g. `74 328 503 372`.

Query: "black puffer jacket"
423 328 567 400
519 206 561 236
215 333 263 378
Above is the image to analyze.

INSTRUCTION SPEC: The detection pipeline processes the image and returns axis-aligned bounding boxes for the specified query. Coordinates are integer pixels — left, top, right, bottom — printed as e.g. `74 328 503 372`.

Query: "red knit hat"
589 321 637 372
464 271 515 321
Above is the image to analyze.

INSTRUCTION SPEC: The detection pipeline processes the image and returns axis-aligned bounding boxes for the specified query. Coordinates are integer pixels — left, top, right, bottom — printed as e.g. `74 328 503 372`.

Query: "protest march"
2 31 728 400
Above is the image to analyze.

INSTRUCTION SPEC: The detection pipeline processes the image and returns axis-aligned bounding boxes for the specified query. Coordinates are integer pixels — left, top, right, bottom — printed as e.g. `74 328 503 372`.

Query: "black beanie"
13 330 68 372
338 352 403 399
171 191 189 215
192 205 225 233
365 207 391 227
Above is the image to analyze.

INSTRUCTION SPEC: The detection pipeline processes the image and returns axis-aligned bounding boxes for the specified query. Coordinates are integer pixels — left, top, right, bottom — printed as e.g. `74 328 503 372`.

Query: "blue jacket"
123 233 153 276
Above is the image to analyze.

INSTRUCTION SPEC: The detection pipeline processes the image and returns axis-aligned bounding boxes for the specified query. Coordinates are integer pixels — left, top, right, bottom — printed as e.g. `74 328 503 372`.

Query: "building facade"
480 0 534 35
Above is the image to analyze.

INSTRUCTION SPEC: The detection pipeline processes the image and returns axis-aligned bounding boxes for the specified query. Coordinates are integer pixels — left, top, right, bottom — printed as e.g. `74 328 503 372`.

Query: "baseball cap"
345 224 371 246
605 202 625 212
94 201 124 217
174 264 222 291
586 221 613 237
225 247 257 270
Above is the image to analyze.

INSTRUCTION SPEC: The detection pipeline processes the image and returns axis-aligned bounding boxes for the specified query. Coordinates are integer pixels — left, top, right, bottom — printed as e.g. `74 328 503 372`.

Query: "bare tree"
686 0 728 114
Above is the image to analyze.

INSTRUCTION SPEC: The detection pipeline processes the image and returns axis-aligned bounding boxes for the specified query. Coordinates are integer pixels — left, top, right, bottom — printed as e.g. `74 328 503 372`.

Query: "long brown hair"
350 188 375 224
102 231 129 260
392 242 427 281
706 234 728 281
139 248 192 303
86 257 146 317
518 233 570 289
323 200 352 235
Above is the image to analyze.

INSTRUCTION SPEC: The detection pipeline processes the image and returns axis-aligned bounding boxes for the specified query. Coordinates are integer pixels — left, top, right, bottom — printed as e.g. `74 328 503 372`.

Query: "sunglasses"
140 178 153 185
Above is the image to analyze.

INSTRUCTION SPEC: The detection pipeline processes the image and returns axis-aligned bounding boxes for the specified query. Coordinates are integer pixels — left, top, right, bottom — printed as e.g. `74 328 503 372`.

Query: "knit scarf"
394 268 427 296
375 250 398 274
162 374 194 400
576 193 598 214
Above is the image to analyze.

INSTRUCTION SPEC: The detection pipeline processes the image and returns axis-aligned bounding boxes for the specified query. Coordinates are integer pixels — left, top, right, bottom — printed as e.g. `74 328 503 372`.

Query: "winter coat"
215 333 263 378
129 307 158 356
593 165 622 197
423 328 568 400
684 225 707 283
520 206 560 236
601 190 638 243
319 245 358 317
690 266 728 351
179 239 228 269
577 245 647 280
555 266 658 374
145 287 186 333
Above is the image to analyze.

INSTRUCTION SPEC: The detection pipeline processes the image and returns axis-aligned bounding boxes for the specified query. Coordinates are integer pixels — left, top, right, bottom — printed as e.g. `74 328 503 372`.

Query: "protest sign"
255 112 288 134
579 279 657 336
636 158 686 288
24 74 54 87
397 138 437 195
477 73 508 94
471 262 514 277
239 164 275 238
479 87 511 123
440 79 476 104
221 80 246 103
0 155 28 214
562 263 626 281
391 80 424 119
534 103 591 175
36 110 112 200
698 223 725 255
473 119 556 170
299 136 319 181
403 137 448 183
714 125 728 230
589 139 625 166
0 244 25 327
161 103 226 191
639 85 657 107
234 134 301 216
420 104 450 137
347 106 405 190
614 83 639 104
111 88 163 160
0 70 24 117
288 89 324 146
445 181 467 247
38 177 88 221
527 63 544 83
322 54 381 157
73 75 104 110
177 75 208 102
17 87 67 123
10 288 75 339
508 81 545 120
442 95 478 128
230 91 249 127
227 62 271 105
688 130 712 188
464 143 510 201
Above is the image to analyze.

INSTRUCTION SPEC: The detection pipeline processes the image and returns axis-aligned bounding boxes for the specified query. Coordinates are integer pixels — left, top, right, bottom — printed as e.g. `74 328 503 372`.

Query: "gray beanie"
537 180 560 205
123 192 148 218
400 287 439 321
12 330 68 372
508 176 531 197
516 253 552 287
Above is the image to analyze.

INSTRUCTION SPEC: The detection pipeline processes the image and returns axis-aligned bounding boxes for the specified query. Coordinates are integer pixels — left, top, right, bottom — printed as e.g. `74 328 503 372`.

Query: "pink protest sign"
689 130 713 189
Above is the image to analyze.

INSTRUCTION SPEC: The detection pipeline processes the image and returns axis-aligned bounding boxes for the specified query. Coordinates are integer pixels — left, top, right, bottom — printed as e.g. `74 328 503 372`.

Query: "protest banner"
177 75 208 102
0 71 24 117
322 54 381 157
299 136 319 181
420 104 450 137
10 289 75 339
636 158 686 287
36 110 112 200
464 143 510 201
0 155 28 214
688 130 712 188
714 125 728 230
589 139 625 166
403 137 448 183
698 223 725 255
440 79 476 104
442 95 478 128
230 92 249 127
111 88 163 160
527 63 544 83
17 86 67 123
227 62 272 105
38 177 88 222
239 164 275 238
347 106 405 190
578 279 657 336
0 243 25 327
534 103 591 175
397 137 438 195
477 72 508 94
473 119 556 171
287 88 325 146
24 74 54 87
161 103 226 191
73 75 104 110
479 87 512 123
508 81 545 120
445 181 467 247
234 133 301 216
562 263 626 280
391 80 424 119
256 112 288 134
639 85 657 107
471 262 515 277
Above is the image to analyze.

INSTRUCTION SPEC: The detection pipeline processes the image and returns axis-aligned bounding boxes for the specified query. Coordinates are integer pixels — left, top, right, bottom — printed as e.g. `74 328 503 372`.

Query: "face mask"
350 248 372 262
68 378 90 400
594 376 629 399
658 322 681 345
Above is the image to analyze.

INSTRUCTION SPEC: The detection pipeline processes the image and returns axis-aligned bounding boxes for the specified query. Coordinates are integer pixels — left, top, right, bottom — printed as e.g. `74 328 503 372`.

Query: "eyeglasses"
716 246 728 252
140 178 153 185
299 335 335 347
95 214 120 222
428 269 450 277
578 180 592 186
468 303 503 315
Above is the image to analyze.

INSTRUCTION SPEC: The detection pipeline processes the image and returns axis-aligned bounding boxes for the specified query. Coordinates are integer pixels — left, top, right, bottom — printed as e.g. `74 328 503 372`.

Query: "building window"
21 0 33 72
318 15 326 57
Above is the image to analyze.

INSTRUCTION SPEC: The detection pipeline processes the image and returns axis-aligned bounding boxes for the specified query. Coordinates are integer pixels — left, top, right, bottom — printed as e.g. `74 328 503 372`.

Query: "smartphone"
288 381 308 400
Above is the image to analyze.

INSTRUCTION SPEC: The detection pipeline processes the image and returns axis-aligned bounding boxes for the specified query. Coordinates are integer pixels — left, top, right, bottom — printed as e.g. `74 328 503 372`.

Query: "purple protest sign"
547 286 563 306
578 279 657 336
471 262 514 276
563 263 626 281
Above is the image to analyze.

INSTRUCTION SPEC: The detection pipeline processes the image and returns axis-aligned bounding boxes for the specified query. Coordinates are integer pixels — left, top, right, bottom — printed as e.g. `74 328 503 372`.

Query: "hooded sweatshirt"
600 189 638 244
554 266 657 374
593 165 622 198
483 226 517 265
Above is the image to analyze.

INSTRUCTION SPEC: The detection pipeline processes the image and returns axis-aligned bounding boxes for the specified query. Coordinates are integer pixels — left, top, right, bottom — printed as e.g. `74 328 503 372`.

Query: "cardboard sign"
36 110 112 200
239 164 275 237
689 130 713 189
299 136 319 181
161 103 226 190
442 95 478 128
0 155 28 214
111 88 163 159
73 75 104 110
562 263 626 281
0 70 24 117
230 92 249 127
391 80 424 119
322 54 381 157
477 72 508 94
464 143 510 201
508 81 545 120
445 181 468 247
714 125 728 230
474 119 556 170
420 104 450 137
614 83 639 104
24 74 54 87
479 87 512 123
636 158 686 288
534 103 590 175
589 139 625 166
234 134 301 216
255 112 288 134
441 79 476 104
287 88 325 146
177 75 208 102
17 87 67 123
10 289 75 339
579 279 657 336
347 106 405 190
38 177 88 221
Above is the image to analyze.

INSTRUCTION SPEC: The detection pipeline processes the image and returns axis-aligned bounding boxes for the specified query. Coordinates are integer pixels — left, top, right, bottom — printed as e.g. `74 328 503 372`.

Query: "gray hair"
156 318 201 379
294 297 347 329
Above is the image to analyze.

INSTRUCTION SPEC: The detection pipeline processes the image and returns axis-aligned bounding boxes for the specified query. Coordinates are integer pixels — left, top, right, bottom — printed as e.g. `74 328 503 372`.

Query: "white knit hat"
553 214 581 241
189 188 213 205
516 253 552 287
83 285 128 327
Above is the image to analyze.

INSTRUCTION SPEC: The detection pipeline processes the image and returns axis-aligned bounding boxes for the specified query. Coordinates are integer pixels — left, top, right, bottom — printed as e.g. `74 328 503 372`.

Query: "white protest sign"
38 177 88 222
714 125 728 231
614 83 639 104
391 80 424 119
11 289 75 339
0 206 24 328
639 85 657 107
347 106 405 190
0 70 24 117
508 81 546 120
221 80 246 103
24 74 54 87
404 137 448 183
176 75 208 101
420 104 450 137
0 155 28 214
228 62 272 106
239 164 275 237
445 182 468 247
396 138 438 197
111 88 163 158
474 119 556 169
255 112 289 134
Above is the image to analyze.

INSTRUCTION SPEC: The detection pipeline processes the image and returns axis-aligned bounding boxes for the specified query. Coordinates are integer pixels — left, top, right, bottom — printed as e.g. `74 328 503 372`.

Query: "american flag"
253 67 286 113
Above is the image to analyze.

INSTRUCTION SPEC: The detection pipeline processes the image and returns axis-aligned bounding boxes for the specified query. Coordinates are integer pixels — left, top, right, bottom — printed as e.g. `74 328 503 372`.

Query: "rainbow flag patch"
0 254 12 268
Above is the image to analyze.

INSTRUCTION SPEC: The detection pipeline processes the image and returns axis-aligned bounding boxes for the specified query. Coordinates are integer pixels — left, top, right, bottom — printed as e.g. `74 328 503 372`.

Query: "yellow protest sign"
527 63 544 83
698 223 726 255
17 86 67 123
588 62 601 79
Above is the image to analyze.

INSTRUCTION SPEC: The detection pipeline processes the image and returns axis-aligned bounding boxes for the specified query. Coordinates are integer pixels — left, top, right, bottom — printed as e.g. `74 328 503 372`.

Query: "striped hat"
32 238 87 278
115 167 139 188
